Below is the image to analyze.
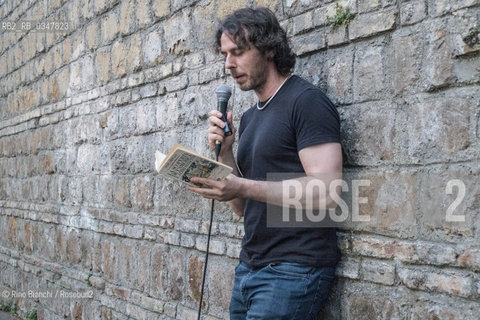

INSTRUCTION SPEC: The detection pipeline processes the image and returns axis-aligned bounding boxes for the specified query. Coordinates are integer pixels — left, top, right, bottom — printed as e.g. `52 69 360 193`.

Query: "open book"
155 144 233 186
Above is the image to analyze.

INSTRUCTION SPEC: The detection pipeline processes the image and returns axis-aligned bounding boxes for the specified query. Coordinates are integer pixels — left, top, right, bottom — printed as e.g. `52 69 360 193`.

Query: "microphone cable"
197 149 220 320
198 85 232 319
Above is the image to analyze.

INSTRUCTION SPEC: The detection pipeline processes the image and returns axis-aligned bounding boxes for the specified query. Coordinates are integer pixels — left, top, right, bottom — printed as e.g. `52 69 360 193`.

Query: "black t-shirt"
237 75 341 268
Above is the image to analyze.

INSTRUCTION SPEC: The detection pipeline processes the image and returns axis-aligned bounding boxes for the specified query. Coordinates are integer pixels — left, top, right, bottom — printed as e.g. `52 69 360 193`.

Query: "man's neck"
255 70 290 102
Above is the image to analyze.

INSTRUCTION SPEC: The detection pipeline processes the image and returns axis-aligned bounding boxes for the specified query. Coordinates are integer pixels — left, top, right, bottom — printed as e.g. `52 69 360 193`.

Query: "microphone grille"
215 84 232 100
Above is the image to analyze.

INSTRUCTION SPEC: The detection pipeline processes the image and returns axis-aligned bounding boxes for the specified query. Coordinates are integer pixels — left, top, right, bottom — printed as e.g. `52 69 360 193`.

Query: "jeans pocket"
267 262 315 278
235 262 249 275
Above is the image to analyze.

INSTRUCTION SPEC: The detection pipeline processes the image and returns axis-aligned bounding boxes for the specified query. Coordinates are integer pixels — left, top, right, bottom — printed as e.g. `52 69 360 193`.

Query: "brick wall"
0 0 479 319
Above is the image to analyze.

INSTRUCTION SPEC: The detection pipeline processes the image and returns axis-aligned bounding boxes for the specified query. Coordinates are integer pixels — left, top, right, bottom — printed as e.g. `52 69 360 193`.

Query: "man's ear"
266 50 275 61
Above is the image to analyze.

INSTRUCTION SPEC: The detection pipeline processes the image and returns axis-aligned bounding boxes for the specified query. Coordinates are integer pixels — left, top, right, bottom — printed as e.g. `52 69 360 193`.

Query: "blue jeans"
230 262 335 320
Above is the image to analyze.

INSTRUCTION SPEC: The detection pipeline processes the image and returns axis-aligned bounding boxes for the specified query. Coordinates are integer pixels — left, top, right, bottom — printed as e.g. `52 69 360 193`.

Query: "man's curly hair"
215 7 296 76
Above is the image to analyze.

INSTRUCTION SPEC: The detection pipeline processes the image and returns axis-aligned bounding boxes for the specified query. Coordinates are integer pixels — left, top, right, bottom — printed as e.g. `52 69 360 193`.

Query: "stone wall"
0 0 479 319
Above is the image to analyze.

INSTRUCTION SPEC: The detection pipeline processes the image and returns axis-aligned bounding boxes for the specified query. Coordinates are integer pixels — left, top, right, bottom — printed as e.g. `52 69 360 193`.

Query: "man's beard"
237 70 268 93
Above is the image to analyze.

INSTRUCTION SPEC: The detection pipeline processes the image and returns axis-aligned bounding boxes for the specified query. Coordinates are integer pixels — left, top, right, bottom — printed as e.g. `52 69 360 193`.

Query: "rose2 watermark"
280 178 371 224
266 172 470 228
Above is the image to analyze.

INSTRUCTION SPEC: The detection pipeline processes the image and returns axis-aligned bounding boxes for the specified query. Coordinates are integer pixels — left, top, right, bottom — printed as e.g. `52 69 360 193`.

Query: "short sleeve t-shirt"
237 75 341 268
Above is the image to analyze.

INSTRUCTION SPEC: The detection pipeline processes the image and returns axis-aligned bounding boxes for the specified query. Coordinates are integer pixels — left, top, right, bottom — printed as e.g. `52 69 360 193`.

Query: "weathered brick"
415 242 456 265
119 0 136 35
136 0 152 29
400 0 427 26
410 297 479 320
353 43 386 101
428 0 479 17
66 228 82 264
80 231 94 270
226 241 241 258
113 176 131 208
143 30 163 67
76 144 99 173
86 21 100 50
398 267 473 297
111 40 127 78
344 292 400 320
101 10 119 44
139 83 157 98
291 29 326 56
361 259 395 285
124 225 143 239
150 245 168 298
284 0 321 15
164 10 192 55
93 0 108 14
454 55 480 87
292 10 314 35
337 170 418 238
422 24 455 90
358 0 381 13
43 51 54 76
217 0 250 18
195 236 225 255
126 34 142 73
62 36 72 64
457 249 480 271
177 306 197 320
162 74 188 92
327 25 348 47
336 257 361 279
175 218 200 233
352 235 416 262
187 254 205 307
23 33 36 62
192 0 216 46
130 175 154 210
71 30 86 61
207 258 234 317
116 241 136 286
449 11 480 58
167 249 185 300
69 55 96 91
95 49 111 84
152 0 170 19
406 97 470 158
340 102 398 165
349 9 397 40
326 49 353 104
392 30 422 94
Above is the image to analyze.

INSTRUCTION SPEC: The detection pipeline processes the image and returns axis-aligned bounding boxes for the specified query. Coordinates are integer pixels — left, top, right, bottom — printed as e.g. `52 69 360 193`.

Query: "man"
188 7 342 320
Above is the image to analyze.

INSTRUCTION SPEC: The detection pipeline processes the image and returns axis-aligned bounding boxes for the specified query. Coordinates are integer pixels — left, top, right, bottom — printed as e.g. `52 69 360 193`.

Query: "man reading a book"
188 7 342 320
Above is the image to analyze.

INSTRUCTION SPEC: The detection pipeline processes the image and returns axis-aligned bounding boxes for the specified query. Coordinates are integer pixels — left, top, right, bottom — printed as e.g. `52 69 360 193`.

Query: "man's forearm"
218 149 241 176
218 149 245 216
239 175 341 210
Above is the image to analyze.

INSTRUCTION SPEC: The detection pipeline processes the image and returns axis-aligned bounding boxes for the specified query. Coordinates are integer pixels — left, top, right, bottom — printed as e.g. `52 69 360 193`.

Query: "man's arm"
188 142 342 210
217 149 245 217
204 110 245 216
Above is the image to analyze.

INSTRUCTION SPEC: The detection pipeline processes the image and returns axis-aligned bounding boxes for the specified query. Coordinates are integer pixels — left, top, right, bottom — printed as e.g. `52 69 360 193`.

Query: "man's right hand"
208 110 235 155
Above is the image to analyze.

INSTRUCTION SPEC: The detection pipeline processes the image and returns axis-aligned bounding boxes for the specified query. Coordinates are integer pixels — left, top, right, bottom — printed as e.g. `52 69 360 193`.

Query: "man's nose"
225 55 235 69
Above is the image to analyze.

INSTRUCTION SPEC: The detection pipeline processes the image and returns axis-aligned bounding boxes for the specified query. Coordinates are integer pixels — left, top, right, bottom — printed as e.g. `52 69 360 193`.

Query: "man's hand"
187 174 244 202
208 110 235 155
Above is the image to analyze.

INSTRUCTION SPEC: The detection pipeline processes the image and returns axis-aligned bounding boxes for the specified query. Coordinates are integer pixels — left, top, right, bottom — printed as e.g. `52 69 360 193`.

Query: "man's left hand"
187 174 243 202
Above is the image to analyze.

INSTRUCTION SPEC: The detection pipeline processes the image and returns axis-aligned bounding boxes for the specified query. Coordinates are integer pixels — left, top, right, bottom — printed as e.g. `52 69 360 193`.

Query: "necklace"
256 75 292 111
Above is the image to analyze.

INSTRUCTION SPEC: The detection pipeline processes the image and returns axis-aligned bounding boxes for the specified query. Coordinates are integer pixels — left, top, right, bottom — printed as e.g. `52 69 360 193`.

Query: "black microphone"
215 85 232 157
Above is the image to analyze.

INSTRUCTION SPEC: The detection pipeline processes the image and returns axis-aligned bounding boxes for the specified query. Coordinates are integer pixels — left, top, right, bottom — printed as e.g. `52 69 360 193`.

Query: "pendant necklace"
256 75 292 111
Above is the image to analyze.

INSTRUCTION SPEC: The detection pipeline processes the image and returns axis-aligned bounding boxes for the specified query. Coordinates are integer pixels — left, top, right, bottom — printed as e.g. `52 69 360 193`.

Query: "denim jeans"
229 262 335 320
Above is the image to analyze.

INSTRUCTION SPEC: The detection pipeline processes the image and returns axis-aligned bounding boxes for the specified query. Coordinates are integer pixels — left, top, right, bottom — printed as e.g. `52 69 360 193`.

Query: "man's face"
220 32 269 92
